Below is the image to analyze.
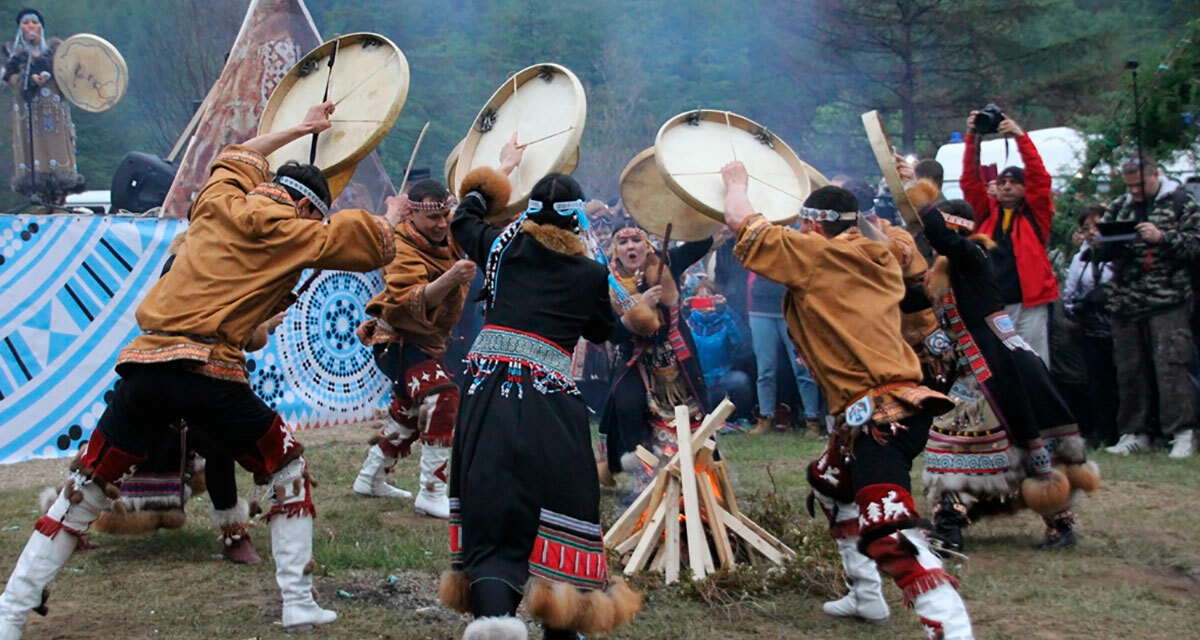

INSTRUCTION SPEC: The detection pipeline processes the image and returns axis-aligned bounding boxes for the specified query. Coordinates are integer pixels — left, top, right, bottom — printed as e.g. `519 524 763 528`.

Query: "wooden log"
614 526 643 556
716 506 785 565
635 445 661 469
624 498 668 575
605 469 658 545
736 512 796 559
713 461 740 517
675 405 708 581
698 471 734 570
663 477 682 584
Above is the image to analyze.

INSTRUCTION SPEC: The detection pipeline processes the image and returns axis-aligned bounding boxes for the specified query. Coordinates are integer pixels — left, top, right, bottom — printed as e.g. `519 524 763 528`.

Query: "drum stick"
515 126 573 149
749 174 804 202
310 38 341 165
399 121 431 193
723 111 738 162
332 50 398 107
654 223 673 284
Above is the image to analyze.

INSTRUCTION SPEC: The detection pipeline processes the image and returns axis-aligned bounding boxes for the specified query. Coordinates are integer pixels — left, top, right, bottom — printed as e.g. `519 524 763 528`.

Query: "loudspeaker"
111 152 177 213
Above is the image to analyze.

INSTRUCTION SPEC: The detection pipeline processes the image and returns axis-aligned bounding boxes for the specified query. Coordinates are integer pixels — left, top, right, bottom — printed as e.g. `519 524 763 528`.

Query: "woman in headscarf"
596 221 714 497
439 138 641 640
2 8 84 205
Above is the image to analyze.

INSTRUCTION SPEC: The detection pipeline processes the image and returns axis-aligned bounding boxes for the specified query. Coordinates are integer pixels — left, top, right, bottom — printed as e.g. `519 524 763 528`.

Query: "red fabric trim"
265 499 316 522
901 568 958 607
254 416 302 475
529 530 609 590
855 484 920 536
34 515 84 540
807 443 854 504
78 430 145 484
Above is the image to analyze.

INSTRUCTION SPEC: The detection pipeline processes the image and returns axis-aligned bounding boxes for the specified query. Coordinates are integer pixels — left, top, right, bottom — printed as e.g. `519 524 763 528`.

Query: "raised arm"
450 135 521 264
722 161 823 289
1002 117 1052 242
960 112 994 229
242 102 334 158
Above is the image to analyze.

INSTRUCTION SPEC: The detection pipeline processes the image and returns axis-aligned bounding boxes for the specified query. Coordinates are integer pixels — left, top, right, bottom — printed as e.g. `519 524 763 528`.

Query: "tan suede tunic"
879 220 942 347
362 220 467 357
734 214 945 421
116 145 395 382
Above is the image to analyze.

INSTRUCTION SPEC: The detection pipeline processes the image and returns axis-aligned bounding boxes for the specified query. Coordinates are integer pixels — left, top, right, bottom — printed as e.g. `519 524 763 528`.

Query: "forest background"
0 0 1196 235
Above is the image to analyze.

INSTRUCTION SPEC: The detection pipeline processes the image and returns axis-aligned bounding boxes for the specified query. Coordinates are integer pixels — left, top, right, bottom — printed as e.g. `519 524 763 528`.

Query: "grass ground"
1 422 1199 639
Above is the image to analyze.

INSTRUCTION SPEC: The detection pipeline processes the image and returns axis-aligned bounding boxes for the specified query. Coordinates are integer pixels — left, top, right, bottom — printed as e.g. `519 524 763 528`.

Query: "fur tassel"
522 220 585 256
159 509 187 530
925 256 952 299
437 569 471 614
189 467 207 498
1020 468 1072 516
603 578 643 630
623 303 662 336
1051 433 1088 465
905 179 941 211
92 510 164 536
523 577 642 634
1061 461 1101 493
458 167 513 221
209 497 251 529
526 577 582 631
641 253 680 307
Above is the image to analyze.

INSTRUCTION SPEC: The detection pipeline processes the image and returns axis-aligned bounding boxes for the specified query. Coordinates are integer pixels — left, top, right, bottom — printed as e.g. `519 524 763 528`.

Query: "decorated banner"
0 214 390 465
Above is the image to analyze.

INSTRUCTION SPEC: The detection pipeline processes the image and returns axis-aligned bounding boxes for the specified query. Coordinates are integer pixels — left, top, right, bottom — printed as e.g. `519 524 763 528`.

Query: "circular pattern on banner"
272 270 389 416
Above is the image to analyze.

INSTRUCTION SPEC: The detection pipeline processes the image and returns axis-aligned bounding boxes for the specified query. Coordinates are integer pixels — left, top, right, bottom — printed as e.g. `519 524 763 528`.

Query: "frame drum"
455 63 586 218
862 110 921 230
655 110 809 225
258 33 408 196
620 147 722 241
53 34 128 113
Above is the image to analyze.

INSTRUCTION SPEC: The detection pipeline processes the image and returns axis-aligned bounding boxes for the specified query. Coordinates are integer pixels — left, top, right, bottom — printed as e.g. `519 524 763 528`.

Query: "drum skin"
619 147 722 241
53 34 128 113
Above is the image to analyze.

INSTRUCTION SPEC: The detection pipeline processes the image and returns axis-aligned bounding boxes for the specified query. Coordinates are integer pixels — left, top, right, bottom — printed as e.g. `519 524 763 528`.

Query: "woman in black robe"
913 190 1099 551
439 147 640 640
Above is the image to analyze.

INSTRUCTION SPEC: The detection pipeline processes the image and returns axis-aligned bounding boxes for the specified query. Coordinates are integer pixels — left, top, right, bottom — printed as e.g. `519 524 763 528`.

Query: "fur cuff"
522 220 585 256
968 233 998 251
462 616 527 640
210 497 251 529
437 569 471 614
459 167 513 220
905 179 940 211
623 303 661 336
525 576 642 634
1020 469 1072 517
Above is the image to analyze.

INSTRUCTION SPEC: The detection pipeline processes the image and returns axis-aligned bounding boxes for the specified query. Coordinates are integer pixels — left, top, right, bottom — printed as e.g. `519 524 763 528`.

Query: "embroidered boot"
414 445 451 519
824 535 890 623
930 495 969 554
1037 509 1078 550
354 414 416 499
267 458 336 632
211 499 261 565
0 479 107 639
867 529 974 640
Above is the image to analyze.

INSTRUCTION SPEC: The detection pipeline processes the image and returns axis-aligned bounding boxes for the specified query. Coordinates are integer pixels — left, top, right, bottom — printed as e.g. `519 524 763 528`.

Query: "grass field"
1 422 1198 639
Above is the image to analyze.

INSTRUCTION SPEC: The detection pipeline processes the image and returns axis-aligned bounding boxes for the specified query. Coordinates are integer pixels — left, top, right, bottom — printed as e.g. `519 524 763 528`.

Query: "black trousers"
1080 335 1119 446
95 362 284 479
850 412 933 493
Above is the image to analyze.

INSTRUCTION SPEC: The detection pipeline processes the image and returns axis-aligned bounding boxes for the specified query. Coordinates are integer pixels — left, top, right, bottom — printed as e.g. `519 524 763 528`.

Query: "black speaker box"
110 152 177 213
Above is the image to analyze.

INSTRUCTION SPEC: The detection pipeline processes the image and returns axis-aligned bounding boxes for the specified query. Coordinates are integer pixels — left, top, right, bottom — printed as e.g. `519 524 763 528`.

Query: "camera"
974 103 1005 135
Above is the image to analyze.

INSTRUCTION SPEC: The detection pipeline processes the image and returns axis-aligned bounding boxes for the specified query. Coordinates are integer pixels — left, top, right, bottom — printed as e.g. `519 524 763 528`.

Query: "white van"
935 128 1199 200
64 190 112 215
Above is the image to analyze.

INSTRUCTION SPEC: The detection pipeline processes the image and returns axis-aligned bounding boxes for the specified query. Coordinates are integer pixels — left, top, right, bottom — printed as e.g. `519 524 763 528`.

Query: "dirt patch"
319 570 459 622
1102 564 1200 600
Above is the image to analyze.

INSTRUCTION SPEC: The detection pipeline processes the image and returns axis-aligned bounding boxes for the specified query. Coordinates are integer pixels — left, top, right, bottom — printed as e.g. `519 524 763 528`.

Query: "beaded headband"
798 206 858 222
941 212 975 232
277 176 330 218
409 196 457 212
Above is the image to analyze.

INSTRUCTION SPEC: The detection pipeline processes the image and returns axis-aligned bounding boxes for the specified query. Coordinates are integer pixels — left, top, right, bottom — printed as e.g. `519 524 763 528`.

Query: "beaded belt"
465 325 577 397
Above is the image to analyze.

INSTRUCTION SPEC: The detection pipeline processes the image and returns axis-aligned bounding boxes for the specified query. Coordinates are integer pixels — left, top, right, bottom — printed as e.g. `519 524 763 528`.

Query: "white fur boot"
462 616 528 640
267 458 336 632
414 445 450 519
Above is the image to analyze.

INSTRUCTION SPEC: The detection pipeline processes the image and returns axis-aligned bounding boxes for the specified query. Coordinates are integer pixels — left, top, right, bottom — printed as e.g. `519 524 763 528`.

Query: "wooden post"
663 477 682 584
675 405 707 581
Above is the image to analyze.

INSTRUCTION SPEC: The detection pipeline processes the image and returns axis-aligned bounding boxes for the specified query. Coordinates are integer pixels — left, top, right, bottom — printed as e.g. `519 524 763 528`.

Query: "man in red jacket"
961 111 1059 365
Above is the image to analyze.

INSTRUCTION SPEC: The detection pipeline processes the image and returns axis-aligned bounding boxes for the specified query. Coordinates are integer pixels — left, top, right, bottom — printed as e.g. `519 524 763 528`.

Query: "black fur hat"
15 8 43 27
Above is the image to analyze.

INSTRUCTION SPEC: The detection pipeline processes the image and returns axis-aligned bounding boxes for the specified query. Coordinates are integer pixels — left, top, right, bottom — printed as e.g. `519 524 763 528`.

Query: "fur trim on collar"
521 220 585 255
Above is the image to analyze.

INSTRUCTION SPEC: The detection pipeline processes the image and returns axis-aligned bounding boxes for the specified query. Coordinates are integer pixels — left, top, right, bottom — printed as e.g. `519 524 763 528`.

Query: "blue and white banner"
0 214 390 465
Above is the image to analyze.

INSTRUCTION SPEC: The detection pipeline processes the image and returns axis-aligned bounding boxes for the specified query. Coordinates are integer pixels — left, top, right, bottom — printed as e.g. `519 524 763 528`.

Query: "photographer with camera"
961 105 1058 365
1102 155 1200 458
1063 206 1117 447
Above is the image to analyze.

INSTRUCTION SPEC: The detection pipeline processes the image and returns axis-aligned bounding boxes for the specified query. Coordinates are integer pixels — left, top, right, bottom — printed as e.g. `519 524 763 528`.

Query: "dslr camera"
973 104 1005 135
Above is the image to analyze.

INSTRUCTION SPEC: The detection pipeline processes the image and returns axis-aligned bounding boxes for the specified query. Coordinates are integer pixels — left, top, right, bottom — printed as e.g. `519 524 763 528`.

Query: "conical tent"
160 0 394 219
